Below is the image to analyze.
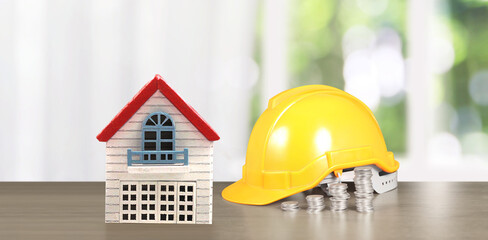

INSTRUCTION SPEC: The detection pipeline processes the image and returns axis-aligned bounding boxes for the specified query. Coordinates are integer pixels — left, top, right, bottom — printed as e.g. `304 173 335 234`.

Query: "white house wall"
105 91 213 224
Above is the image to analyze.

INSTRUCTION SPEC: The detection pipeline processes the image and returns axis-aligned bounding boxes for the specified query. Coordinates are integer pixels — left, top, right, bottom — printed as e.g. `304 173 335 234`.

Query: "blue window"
127 112 188 166
142 112 175 159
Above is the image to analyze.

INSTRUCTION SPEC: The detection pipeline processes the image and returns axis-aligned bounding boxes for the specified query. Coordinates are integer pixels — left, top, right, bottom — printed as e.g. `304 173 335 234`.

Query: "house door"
120 181 196 223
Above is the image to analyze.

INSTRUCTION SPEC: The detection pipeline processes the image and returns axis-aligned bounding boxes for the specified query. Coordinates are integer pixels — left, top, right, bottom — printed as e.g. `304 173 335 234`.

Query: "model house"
97 75 219 224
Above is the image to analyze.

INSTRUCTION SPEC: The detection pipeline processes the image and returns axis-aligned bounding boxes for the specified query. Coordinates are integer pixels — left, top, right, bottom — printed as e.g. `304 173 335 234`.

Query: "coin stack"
328 183 350 211
354 166 374 212
306 195 326 213
281 201 300 212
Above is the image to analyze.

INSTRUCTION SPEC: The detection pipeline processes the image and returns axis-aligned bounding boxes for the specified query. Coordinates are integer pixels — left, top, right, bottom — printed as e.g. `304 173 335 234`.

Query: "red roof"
97 74 220 142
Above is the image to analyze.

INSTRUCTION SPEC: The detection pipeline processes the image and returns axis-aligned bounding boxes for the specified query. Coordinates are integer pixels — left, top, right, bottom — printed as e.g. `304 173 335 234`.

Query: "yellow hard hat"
222 85 399 205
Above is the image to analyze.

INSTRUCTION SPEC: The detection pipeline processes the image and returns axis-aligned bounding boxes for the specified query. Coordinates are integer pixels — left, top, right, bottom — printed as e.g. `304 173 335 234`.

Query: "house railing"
127 149 189 166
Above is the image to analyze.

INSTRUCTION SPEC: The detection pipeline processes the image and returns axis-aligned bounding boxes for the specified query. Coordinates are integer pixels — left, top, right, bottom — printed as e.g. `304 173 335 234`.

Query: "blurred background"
1 0 487 181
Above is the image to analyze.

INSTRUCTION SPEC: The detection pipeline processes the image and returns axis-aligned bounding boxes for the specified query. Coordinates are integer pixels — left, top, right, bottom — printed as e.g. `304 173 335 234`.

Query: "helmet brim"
221 179 310 205
222 156 400 205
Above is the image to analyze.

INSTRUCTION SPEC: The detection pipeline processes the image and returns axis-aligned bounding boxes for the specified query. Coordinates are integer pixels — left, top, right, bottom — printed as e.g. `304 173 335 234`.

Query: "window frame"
142 112 176 161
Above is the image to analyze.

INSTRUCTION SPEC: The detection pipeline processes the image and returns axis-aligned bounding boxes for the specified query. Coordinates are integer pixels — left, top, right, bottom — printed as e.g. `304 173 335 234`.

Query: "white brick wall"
104 91 213 224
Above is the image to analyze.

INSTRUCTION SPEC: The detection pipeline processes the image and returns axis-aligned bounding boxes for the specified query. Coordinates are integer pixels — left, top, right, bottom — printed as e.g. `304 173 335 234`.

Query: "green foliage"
375 100 407 153
443 0 488 144
459 0 488 7
252 0 488 155
288 0 408 154
295 0 335 33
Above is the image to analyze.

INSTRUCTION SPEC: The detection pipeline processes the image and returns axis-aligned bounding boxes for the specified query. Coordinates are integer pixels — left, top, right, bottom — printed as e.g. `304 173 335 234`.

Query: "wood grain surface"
0 182 487 240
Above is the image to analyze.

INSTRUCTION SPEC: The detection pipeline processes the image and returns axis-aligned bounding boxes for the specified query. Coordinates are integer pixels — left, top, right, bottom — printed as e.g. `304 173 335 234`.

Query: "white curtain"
0 0 258 181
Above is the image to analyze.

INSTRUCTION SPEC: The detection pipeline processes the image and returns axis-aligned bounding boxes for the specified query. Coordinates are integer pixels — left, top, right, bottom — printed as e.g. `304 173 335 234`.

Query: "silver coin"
354 166 375 212
307 207 325 214
354 177 373 181
329 184 349 196
354 178 373 181
329 183 348 188
354 166 373 172
328 183 350 211
354 192 373 198
307 202 325 206
281 201 299 211
354 179 373 183
355 189 374 194
330 204 348 211
354 177 373 180
355 172 373 175
354 179 373 182
306 194 326 213
308 205 325 209
355 183 374 188
306 195 324 201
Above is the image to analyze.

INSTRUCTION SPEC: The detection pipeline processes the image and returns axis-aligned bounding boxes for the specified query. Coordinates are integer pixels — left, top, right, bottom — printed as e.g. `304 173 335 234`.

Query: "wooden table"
0 182 487 239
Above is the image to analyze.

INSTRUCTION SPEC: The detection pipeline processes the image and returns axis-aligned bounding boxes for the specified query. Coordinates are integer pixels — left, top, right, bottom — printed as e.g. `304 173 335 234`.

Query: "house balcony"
127 149 189 166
